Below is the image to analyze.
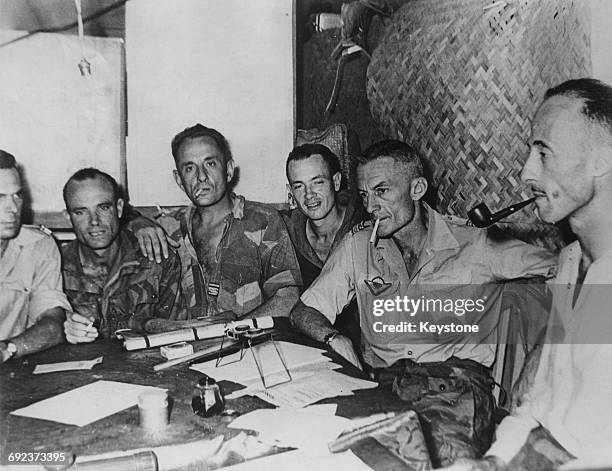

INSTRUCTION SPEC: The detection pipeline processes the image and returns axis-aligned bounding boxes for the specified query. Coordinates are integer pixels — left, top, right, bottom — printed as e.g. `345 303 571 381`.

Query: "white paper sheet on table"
11 380 165 426
253 369 378 408
224 360 340 399
33 356 103 374
218 449 372 471
190 341 331 385
229 406 351 453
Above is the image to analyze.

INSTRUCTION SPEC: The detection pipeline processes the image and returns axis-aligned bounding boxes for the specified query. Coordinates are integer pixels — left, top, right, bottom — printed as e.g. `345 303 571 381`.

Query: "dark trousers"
376 357 496 468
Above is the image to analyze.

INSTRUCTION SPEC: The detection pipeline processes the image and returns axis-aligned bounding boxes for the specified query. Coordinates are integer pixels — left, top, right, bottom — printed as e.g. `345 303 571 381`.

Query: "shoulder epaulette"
440 214 473 227
20 224 52 235
38 225 53 236
351 219 373 235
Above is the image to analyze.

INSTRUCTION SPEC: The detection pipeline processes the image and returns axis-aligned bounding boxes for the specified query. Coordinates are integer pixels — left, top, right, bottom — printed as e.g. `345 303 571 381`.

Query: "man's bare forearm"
290 300 336 343
11 308 66 358
242 286 300 320
144 286 300 332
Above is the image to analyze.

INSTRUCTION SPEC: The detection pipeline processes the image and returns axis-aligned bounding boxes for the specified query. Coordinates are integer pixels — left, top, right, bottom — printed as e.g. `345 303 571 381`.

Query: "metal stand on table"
216 325 292 389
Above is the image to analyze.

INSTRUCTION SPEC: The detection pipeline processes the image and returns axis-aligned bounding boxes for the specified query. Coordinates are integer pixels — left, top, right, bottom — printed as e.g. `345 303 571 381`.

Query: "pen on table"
369 217 380 244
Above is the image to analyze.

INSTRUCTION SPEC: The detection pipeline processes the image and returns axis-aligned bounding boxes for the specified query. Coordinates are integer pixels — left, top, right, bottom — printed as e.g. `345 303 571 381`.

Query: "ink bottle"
192 376 224 417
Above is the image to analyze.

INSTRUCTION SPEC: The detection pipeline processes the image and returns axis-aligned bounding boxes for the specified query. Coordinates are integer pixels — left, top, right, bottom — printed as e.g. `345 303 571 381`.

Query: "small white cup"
138 390 169 433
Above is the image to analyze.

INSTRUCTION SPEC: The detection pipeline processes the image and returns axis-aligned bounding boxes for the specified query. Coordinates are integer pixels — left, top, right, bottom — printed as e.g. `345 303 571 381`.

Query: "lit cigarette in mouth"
369 218 380 244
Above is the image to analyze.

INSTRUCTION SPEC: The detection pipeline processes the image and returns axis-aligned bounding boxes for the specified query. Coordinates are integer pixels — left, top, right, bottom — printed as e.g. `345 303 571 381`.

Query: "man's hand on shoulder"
64 311 99 344
129 216 179 263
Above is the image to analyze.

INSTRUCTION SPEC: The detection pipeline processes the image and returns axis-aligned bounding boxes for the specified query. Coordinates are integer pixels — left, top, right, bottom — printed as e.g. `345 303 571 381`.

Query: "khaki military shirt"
0 225 70 340
301 204 557 368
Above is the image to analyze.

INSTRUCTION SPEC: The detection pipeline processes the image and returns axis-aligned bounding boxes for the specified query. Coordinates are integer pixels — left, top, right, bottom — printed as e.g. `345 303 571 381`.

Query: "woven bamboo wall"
367 0 591 249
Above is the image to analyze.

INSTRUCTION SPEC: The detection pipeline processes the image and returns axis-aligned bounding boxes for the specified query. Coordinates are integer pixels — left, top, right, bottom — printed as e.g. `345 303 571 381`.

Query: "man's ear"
592 146 612 178
63 209 71 223
410 176 428 201
286 184 296 208
333 171 342 192
173 169 185 192
226 159 235 182
116 198 125 219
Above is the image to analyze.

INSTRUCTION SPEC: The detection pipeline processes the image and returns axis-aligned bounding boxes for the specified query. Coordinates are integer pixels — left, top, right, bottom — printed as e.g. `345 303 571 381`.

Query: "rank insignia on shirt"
364 276 392 296
207 282 220 297
351 220 373 235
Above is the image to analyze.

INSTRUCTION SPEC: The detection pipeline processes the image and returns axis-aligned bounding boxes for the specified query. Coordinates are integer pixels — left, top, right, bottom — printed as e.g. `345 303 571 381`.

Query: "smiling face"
65 176 124 254
287 154 341 221
357 156 427 238
521 95 599 224
173 136 234 208
0 167 23 242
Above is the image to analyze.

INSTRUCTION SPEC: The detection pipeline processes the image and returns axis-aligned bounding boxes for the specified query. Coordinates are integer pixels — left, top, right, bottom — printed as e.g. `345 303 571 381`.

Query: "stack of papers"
250 368 377 408
192 341 377 408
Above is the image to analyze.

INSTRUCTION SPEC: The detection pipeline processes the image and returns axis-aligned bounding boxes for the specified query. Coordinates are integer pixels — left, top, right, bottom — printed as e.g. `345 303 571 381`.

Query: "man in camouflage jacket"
133 124 302 328
62 168 182 342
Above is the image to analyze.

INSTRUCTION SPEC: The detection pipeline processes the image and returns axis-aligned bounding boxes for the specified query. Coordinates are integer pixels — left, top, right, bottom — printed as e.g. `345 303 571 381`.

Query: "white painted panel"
126 0 294 206
589 0 612 85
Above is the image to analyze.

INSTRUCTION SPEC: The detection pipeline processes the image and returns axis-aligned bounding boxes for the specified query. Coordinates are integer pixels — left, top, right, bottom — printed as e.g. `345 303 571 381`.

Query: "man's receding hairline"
65 174 117 201
176 135 230 163
541 94 611 147
0 167 22 193
358 154 417 173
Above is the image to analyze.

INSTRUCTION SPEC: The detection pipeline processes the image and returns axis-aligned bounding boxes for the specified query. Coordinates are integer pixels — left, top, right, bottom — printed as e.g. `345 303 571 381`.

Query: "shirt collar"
73 230 139 276
422 202 461 253
185 193 245 234
285 190 360 265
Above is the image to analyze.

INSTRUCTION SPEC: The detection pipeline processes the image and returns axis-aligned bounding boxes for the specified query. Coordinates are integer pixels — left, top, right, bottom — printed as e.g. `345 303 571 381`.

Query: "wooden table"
0 333 411 470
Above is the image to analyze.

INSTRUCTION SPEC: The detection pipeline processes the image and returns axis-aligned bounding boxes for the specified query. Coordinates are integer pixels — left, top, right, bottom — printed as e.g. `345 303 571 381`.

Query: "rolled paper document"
122 317 274 351
369 218 380 244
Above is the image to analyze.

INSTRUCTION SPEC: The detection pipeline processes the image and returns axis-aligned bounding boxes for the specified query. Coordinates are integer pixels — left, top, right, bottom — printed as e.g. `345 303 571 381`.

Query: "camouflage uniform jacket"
157 194 302 319
62 230 182 337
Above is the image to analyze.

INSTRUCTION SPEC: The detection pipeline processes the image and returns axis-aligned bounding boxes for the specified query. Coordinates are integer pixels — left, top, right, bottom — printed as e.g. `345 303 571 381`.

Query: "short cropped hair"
359 139 424 179
286 143 341 180
545 78 612 137
63 168 121 206
171 124 233 163
0 150 17 170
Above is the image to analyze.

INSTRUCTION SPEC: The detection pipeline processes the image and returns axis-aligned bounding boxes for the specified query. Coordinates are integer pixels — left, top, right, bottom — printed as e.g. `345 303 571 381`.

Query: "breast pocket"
1 279 30 318
131 275 161 311
112 275 162 329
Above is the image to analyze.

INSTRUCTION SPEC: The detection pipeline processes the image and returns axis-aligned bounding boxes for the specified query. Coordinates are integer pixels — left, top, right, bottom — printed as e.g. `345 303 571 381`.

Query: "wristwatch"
4 341 17 359
323 330 340 346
